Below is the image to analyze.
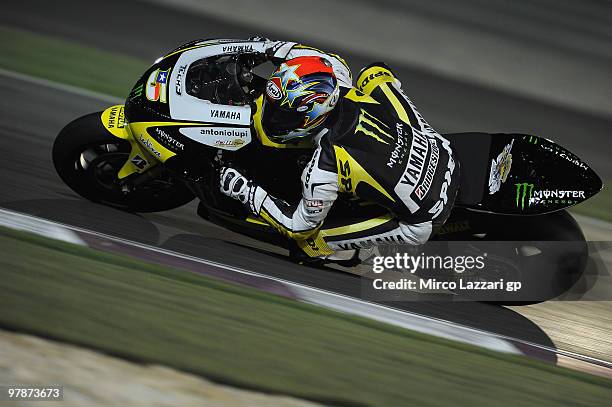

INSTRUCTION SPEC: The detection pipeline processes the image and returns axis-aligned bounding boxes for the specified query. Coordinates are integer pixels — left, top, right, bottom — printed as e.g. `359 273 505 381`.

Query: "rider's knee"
398 221 433 245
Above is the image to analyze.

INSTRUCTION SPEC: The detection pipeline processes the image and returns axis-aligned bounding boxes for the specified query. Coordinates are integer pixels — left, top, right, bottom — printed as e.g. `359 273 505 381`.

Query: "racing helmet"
261 56 340 143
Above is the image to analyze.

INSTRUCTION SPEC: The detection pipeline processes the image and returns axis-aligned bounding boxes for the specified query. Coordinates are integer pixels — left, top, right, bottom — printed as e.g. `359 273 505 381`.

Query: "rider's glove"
219 167 267 214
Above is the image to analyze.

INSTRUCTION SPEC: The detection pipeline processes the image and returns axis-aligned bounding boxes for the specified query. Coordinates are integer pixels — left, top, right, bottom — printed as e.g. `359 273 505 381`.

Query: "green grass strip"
0 226 611 406
0 25 147 97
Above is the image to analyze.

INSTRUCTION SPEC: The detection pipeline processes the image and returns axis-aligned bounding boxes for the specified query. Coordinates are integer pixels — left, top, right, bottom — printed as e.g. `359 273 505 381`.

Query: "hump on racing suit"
333 64 458 224
249 61 460 257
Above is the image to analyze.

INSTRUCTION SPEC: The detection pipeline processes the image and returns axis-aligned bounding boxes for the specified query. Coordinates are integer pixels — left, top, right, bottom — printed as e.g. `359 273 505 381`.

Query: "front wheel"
52 112 195 212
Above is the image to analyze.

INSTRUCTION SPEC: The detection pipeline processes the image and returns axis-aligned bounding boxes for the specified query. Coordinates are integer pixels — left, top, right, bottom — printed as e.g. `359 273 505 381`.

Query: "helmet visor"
261 101 306 138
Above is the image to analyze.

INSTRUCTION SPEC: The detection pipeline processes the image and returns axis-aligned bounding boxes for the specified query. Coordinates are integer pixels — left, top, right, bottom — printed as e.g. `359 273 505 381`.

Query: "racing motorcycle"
52 39 603 303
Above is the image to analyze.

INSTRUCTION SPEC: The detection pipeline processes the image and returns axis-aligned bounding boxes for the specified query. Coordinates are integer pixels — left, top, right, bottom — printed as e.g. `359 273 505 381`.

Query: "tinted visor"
261 101 305 137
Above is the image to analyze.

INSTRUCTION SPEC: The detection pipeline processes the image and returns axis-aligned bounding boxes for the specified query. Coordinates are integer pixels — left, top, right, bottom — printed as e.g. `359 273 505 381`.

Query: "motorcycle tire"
52 112 195 212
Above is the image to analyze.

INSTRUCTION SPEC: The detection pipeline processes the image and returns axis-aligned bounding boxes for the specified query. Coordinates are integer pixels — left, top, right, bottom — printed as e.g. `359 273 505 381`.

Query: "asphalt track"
1 0 611 361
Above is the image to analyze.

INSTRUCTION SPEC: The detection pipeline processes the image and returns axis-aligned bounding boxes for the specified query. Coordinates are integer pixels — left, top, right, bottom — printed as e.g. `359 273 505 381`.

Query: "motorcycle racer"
219 39 460 262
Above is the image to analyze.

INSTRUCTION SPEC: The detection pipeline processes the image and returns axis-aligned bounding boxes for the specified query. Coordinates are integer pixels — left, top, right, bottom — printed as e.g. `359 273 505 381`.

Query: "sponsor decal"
532 189 585 203
266 80 282 100
130 154 147 170
179 127 251 151
558 152 588 170
414 139 439 200
210 109 242 121
175 64 187 95
105 105 125 129
337 233 406 250
145 68 170 103
303 150 319 191
305 199 323 208
399 129 429 187
428 138 456 218
514 182 533 210
305 199 324 214
393 128 433 213
131 84 144 98
214 139 245 147
387 123 409 169
199 128 248 138
222 44 254 53
355 109 394 144
539 142 589 170
138 134 161 158
359 69 391 89
154 128 184 151
488 139 514 195
515 183 585 210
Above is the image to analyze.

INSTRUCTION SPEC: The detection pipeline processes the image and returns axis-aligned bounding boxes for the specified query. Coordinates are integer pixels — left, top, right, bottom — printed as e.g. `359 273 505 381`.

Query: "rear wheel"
52 112 195 212
442 210 588 305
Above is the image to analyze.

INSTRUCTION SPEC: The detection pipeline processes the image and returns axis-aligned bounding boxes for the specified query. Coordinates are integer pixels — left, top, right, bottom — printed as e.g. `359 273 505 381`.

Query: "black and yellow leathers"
249 64 459 257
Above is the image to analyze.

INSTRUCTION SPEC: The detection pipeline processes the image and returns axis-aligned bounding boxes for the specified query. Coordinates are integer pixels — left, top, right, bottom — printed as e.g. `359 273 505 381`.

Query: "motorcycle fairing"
448 133 603 215
101 105 231 179
101 105 157 178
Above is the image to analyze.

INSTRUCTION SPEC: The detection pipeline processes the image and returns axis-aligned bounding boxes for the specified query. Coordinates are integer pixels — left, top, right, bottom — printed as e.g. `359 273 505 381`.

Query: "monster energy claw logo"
515 182 534 210
355 109 394 144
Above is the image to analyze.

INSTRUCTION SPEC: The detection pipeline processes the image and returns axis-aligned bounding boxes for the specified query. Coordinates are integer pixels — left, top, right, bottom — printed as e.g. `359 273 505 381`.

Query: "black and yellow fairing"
100 105 208 179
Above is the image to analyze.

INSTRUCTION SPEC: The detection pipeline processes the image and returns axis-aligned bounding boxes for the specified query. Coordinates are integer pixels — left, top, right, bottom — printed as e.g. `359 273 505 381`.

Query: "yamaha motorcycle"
52 39 603 303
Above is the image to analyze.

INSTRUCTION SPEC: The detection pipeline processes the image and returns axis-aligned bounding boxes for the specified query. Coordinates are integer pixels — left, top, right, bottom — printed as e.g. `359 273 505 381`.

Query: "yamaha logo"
266 80 282 100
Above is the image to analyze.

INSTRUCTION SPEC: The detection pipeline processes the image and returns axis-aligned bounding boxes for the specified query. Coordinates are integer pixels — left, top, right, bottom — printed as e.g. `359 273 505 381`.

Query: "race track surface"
2 0 612 361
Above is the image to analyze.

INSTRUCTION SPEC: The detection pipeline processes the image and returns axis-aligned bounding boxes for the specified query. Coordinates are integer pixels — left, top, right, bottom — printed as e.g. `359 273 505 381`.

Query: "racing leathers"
220 42 459 258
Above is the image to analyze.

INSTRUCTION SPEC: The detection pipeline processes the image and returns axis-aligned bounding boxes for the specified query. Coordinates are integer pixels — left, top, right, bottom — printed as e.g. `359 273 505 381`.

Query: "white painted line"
0 209 86 246
0 67 122 104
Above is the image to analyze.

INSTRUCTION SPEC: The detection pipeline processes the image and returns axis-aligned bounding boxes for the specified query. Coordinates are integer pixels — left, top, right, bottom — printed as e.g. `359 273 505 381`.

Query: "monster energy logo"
515 182 534 210
524 135 538 145
133 84 143 97
355 109 394 144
